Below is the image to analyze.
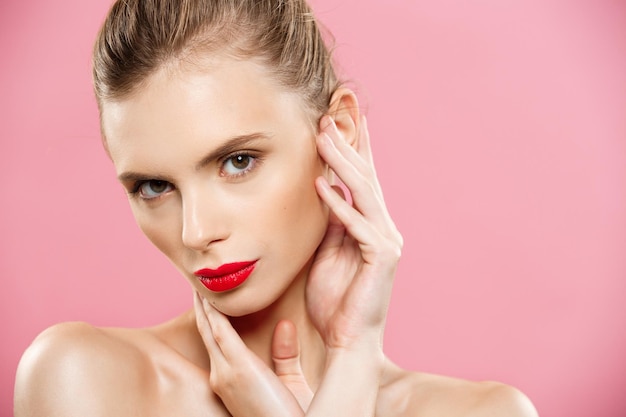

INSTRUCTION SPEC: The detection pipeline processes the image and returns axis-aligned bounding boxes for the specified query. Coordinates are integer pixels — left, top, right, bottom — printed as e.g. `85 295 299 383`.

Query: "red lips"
194 261 257 292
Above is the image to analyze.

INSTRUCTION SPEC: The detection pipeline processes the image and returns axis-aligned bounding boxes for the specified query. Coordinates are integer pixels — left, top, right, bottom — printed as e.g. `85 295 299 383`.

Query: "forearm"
306 346 385 417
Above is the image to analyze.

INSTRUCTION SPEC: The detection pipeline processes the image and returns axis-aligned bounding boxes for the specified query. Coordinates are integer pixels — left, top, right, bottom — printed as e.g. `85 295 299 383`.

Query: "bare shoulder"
378 360 538 417
14 321 156 417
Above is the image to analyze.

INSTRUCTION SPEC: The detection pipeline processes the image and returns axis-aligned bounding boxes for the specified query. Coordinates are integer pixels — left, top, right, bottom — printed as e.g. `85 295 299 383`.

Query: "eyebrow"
117 132 272 183
194 132 271 170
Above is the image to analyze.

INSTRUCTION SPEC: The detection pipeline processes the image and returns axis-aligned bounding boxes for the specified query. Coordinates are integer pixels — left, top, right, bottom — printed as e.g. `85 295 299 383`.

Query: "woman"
14 0 537 415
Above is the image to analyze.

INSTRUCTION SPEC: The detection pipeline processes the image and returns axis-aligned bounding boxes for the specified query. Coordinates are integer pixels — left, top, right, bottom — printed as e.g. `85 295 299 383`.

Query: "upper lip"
194 260 257 279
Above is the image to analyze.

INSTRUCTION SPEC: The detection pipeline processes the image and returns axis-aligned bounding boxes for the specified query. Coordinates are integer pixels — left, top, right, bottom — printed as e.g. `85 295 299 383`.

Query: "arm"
304 113 401 417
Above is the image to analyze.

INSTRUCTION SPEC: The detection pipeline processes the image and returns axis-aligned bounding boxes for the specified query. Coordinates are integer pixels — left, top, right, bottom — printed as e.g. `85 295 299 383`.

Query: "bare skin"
14 313 536 417
14 57 538 417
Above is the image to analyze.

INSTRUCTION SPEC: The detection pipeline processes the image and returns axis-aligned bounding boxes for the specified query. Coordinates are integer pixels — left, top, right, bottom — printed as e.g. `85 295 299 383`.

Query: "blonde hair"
92 0 340 118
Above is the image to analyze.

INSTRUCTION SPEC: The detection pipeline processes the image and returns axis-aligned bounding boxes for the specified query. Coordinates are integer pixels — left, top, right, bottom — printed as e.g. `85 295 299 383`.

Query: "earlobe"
326 88 360 147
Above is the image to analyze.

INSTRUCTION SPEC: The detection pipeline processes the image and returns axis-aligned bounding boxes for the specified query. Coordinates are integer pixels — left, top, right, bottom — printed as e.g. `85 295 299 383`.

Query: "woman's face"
100 57 329 316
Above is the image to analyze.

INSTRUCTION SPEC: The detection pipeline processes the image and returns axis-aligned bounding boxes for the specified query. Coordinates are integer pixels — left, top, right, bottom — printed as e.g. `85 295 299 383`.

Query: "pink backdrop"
2 0 625 416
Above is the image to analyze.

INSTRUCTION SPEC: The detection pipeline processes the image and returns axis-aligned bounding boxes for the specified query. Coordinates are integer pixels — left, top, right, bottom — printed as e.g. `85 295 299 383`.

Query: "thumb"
272 320 313 411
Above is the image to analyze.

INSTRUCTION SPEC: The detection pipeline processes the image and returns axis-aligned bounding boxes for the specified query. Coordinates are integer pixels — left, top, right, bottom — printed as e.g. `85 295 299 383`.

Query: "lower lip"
196 262 257 292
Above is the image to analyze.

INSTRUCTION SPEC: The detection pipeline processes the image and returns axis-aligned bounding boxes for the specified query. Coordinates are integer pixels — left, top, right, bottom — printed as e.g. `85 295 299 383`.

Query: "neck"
229 267 325 389
173 263 326 390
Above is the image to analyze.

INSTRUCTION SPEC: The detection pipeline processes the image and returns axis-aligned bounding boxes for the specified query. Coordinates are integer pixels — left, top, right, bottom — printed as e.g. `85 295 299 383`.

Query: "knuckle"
209 368 238 394
383 227 404 257
208 372 222 393
374 238 402 264
394 231 404 251
211 327 224 345
392 243 402 261
362 178 377 194
354 180 377 200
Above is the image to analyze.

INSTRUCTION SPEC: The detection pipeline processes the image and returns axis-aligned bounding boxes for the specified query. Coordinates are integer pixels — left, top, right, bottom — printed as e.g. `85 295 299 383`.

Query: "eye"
221 153 257 177
135 180 173 200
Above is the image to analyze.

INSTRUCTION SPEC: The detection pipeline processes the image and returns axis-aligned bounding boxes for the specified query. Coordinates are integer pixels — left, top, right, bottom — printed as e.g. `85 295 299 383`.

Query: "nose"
181 188 228 251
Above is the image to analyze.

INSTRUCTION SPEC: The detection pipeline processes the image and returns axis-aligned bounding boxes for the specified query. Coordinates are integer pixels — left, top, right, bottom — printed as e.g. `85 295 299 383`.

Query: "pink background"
2 0 625 416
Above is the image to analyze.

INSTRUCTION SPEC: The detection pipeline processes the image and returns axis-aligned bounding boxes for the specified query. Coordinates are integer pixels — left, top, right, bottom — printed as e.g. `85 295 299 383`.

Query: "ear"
326 88 360 147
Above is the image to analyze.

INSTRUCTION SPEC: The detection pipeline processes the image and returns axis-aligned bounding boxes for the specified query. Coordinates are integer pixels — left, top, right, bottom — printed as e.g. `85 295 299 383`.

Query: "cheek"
130 202 183 264
254 153 329 255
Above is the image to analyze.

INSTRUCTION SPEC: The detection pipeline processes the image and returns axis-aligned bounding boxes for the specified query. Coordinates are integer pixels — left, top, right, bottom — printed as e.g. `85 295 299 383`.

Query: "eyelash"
220 151 260 179
128 151 261 200
129 179 172 200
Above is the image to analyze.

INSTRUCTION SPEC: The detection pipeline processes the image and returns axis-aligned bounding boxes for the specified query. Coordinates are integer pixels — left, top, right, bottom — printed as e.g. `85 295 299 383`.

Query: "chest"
140 354 230 417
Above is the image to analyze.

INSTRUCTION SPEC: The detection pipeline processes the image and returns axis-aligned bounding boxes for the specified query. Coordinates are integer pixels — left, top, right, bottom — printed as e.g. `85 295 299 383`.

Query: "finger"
272 320 300 368
196 293 249 362
322 115 384 201
320 118 398 237
194 292 217 352
316 137 390 236
355 116 375 168
353 117 399 237
321 116 371 178
194 292 225 364
272 320 313 411
315 176 381 249
354 116 384 197
315 185 347 256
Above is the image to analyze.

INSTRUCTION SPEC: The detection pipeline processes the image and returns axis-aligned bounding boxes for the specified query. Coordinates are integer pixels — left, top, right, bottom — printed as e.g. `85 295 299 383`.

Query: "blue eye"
137 180 173 199
222 153 256 177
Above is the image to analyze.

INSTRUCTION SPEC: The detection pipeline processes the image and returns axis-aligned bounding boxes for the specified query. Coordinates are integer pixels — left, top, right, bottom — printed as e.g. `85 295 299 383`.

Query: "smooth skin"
14 56 538 417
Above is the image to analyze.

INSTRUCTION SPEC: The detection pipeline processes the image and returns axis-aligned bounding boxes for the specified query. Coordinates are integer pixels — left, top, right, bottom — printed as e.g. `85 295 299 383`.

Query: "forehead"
100 57 311 167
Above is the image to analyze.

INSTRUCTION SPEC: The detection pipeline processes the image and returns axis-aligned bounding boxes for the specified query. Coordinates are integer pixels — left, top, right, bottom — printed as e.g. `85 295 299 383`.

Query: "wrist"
323 328 384 354
307 345 384 417
324 344 385 375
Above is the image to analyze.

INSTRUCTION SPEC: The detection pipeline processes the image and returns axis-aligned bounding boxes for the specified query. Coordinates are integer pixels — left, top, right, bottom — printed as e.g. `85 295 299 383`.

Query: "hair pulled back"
92 0 340 118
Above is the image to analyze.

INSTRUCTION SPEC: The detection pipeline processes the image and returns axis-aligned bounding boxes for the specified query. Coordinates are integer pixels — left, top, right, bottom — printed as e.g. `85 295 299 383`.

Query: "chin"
205 262 311 319
199 285 284 318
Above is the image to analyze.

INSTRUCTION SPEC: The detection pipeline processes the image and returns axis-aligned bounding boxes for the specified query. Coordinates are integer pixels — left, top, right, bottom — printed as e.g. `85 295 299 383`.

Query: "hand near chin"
194 293 313 416
308 115 403 352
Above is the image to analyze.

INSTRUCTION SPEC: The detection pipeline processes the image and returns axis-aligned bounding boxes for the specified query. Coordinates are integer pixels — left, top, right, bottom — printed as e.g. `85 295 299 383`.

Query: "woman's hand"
308 115 403 351
194 293 312 416
295 115 402 417
192 115 402 417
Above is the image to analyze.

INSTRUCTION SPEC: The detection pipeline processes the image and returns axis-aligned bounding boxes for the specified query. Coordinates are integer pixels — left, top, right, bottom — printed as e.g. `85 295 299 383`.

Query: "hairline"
97 50 322 156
